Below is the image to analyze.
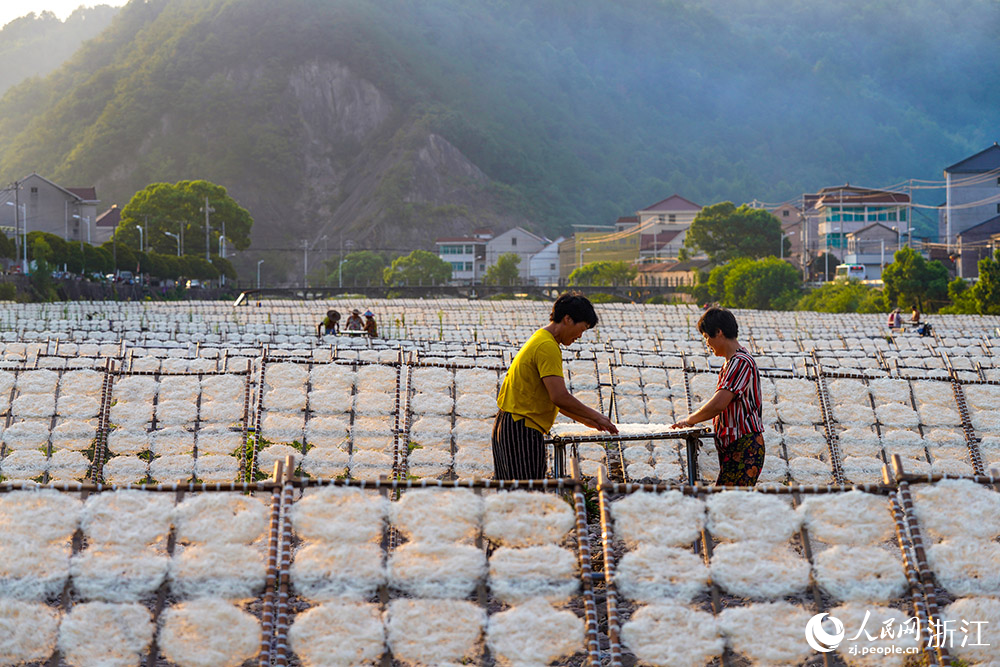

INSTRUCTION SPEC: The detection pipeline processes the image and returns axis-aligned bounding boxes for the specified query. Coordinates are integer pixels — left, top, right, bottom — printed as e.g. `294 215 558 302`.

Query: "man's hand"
594 414 618 434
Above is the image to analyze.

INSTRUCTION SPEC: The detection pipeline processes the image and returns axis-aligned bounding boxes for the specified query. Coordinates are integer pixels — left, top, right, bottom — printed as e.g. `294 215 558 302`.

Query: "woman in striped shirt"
673 307 765 486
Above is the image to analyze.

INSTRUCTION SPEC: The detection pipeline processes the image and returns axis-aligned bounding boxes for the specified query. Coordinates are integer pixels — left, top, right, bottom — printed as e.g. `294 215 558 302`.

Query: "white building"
0 173 100 244
528 236 564 286
435 230 491 284
938 143 1000 271
485 227 549 282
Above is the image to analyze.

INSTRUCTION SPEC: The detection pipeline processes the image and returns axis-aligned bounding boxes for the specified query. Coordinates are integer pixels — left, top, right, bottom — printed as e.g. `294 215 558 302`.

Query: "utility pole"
302 239 309 288
202 197 214 261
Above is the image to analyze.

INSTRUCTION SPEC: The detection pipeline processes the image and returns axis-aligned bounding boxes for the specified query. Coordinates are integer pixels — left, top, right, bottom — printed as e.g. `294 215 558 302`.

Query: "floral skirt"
715 432 765 486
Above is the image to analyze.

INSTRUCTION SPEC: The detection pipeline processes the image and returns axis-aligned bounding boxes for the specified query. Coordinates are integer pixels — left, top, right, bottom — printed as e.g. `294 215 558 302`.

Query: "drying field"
0 299 997 666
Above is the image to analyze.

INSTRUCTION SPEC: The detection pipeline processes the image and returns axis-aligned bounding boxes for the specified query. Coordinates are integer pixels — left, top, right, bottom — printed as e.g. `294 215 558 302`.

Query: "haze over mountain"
0 0 996 279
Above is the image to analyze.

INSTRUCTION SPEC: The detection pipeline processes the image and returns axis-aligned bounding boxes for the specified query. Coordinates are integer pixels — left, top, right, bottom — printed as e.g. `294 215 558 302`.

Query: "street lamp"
218 234 227 287
338 256 349 288
135 225 144 253
164 231 181 256
200 197 214 261
578 245 591 269
257 259 264 289
5 202 27 273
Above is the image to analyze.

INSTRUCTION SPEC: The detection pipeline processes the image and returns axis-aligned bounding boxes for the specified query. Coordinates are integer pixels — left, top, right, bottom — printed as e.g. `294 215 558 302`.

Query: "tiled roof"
806 185 909 208
637 194 701 213
945 143 1000 174
95 205 120 228
846 222 899 238
435 237 485 244
66 187 98 201
956 214 1000 238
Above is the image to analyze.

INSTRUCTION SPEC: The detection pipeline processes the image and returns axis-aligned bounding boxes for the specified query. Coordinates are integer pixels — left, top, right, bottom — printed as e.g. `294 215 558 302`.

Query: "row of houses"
437 143 1000 285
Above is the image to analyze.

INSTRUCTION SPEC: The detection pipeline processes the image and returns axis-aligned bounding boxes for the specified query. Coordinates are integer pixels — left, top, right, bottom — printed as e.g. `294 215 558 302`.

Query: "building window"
550 263 556 271
30 187 38 194
668 214 676 222
782 210 789 217
449 262 463 271
511 237 517 247
465 262 473 271
465 245 474 253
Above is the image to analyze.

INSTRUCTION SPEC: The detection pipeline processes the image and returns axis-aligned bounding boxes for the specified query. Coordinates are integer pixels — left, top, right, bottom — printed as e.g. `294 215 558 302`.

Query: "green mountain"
0 7 120 96
0 0 996 279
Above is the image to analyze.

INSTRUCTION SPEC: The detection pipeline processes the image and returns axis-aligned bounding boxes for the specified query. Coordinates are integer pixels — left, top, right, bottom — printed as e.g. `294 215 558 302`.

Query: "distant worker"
910 306 921 324
364 310 378 338
493 292 617 480
887 308 902 331
316 309 340 337
345 309 364 331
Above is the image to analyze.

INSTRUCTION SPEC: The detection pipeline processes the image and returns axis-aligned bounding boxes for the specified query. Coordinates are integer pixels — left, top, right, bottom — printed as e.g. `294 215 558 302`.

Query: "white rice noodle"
354 391 396 416
157 376 200 401
0 541 70 599
174 494 267 544
255 444 302 476
487 598 583 667
264 387 307 412
831 402 876 426
799 490 894 545
488 545 579 604
410 367 453 394
867 378 912 405
841 456 886 484
51 419 97 450
913 479 1000 541
971 410 1000 432
106 429 150 456
391 489 482 544
483 490 575 547
827 379 869 404
291 487 387 543
200 375 244 403
288 602 384 667
410 416 453 442
875 403 919 427
455 368 497 393
964 384 1000 411
356 365 397 392
776 401 821 425
620 602 723 667
707 492 800 543
881 429 922 447
102 456 149 484
788 456 833 484
410 391 454 415
927 539 1000 596
941 596 1000 664
308 388 353 414
773 378 816 403
923 428 965 447
455 393 498 419
0 599 60 663
351 416 392 437
781 425 823 444
261 411 305 441
615 545 709 603
911 382 956 409
304 416 349 444
626 462 655 479
814 545 907 602
689 373 718 402
15 370 58 395
291 542 385 601
387 542 486 599
159 598 259 667
70 546 168 602
198 401 243 423
48 450 90 481
81 491 174 546
300 448 350 479
453 417 493 442
610 491 705 549
57 602 154 667
349 451 393 480
149 454 195 483
169 543 266 600
719 601 813 666
194 455 239 483
837 427 881 448
56 394 100 419
930 457 974 475
454 446 493 475
155 399 197 426
12 393 55 418
194 428 242 455
265 363 308 389
351 435 394 452
0 449 47 480
0 490 81 543
386 598 484 666
710 542 809 599
832 603 919 667
151 426 195 456
407 446 452 468
1 420 50 449
109 401 153 427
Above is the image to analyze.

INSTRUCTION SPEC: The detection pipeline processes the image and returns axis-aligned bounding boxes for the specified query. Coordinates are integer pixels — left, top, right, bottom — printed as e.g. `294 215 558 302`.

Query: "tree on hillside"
723 257 801 310
944 249 1000 314
484 253 521 286
796 281 886 313
383 250 452 286
116 180 253 256
809 252 840 282
881 247 949 312
568 260 637 286
684 202 783 263
331 250 386 287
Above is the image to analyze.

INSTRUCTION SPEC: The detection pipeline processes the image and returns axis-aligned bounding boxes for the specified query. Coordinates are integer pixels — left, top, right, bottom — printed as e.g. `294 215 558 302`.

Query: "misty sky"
0 1 126 29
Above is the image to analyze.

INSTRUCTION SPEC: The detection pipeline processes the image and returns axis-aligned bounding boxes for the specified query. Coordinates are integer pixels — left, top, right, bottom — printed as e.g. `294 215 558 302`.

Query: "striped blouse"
713 348 763 443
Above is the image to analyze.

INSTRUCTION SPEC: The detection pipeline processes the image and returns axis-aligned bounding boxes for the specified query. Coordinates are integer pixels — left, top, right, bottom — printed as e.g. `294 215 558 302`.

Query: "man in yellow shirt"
493 292 618 479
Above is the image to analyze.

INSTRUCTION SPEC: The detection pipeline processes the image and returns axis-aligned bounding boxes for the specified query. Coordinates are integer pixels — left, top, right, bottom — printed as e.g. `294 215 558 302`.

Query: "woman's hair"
550 292 598 328
697 307 739 339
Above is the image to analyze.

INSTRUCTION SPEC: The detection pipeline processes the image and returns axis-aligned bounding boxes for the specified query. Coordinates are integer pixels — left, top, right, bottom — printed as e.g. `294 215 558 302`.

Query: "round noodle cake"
620 602 723 667
710 542 809 599
386 599 484 666
169 544 266 600
288 602 384 667
941 596 1000 664
813 545 907 602
610 491 704 549
913 479 1000 541
0 490 81 543
719 601 813 665
706 492 800 543
387 542 486 599
488 545 579 604
487 598 583 667
290 542 385 601
173 494 268 545
927 539 1000 596
70 546 168 602
57 602 154 667
832 603 919 667
159 598 259 667
483 491 575 547
0 599 60 664
391 489 482 544
615 545 709 603
799 490 894 545
81 491 174 546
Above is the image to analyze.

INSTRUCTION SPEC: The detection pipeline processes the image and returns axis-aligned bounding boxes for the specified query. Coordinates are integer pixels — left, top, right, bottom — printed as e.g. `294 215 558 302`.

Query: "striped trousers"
491 410 546 480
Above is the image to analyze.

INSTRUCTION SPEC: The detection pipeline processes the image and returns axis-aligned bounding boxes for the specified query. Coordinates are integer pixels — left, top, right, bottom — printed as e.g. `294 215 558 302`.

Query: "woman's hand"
672 417 692 429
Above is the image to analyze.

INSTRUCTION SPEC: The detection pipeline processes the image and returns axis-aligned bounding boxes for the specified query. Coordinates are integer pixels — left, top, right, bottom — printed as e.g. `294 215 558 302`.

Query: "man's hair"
550 292 598 328
698 307 738 339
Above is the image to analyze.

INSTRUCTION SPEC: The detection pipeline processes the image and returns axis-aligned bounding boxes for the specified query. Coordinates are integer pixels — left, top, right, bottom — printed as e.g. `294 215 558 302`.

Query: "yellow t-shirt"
497 328 563 433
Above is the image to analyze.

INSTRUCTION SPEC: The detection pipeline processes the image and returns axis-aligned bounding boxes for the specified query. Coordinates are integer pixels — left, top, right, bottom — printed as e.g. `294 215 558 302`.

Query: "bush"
0 282 15 300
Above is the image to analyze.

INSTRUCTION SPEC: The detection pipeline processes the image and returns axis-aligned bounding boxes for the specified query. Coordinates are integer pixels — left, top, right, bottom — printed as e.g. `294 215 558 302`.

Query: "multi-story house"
435 229 492 284
804 184 911 267
0 173 100 247
484 227 549 282
938 144 1000 278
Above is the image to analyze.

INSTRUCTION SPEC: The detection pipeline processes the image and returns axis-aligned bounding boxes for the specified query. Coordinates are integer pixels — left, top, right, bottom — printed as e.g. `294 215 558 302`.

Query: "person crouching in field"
673 307 765 486
493 292 618 480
